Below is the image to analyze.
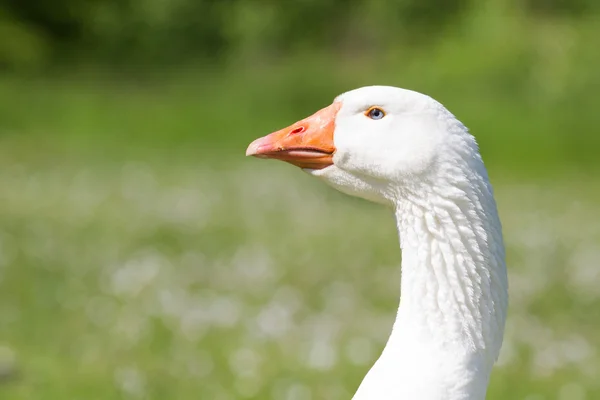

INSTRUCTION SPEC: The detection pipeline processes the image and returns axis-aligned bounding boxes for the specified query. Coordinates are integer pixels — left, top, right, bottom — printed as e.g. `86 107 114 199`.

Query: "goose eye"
366 107 385 120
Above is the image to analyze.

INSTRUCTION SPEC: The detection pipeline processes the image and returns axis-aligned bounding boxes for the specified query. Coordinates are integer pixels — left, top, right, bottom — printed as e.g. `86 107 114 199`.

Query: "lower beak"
246 102 340 170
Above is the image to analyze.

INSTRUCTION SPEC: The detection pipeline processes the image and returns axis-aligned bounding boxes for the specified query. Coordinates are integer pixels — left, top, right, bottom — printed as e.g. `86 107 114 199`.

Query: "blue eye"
366 107 385 120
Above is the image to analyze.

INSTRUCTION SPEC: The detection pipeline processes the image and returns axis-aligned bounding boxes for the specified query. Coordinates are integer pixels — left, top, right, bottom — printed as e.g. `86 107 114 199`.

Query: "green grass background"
1 5 600 400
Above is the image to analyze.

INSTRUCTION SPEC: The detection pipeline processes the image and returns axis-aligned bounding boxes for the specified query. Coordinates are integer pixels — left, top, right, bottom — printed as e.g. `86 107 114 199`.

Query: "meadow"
0 8 600 397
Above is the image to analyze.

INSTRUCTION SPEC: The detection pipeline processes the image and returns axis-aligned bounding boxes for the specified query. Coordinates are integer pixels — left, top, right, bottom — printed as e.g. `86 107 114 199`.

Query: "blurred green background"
0 0 599 399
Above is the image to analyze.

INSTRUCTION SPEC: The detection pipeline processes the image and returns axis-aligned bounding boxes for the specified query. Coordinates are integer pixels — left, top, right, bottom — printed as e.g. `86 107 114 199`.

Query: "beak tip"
245 139 262 157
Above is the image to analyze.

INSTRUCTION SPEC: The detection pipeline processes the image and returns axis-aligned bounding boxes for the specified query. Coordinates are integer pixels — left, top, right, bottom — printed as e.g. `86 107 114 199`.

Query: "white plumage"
247 86 508 400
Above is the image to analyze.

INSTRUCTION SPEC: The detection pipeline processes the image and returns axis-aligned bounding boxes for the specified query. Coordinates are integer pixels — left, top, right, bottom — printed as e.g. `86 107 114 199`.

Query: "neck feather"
395 165 507 358
354 160 508 400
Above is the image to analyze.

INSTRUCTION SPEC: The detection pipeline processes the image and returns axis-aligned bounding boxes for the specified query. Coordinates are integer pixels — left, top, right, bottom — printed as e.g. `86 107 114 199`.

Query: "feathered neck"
353 157 508 400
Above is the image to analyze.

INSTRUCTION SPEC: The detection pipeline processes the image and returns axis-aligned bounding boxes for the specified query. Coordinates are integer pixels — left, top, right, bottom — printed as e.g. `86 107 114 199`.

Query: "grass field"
0 139 599 399
0 41 599 399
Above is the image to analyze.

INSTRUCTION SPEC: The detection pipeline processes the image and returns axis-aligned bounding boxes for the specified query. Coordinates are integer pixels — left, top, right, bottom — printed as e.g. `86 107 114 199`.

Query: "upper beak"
246 102 340 170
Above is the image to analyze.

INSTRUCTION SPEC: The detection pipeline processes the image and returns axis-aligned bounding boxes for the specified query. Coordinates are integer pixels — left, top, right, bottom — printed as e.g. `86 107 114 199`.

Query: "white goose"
246 86 508 400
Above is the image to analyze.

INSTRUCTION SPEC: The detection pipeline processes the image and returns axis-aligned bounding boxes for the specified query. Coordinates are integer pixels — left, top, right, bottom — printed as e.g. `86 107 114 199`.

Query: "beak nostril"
289 126 305 135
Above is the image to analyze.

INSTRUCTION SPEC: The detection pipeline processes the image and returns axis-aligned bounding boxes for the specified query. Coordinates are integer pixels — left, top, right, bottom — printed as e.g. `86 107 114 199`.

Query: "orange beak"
246 102 340 170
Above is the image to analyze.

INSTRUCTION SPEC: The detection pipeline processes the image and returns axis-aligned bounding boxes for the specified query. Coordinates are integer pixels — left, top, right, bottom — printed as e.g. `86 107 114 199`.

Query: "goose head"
246 85 475 205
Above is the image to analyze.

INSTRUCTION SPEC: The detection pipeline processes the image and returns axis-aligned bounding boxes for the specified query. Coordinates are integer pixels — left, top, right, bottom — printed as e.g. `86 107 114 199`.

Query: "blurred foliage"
0 0 598 172
0 0 599 69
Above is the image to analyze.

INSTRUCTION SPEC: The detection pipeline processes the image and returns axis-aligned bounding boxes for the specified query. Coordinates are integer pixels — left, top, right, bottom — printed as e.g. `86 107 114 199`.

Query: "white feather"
310 86 508 400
